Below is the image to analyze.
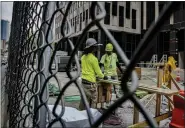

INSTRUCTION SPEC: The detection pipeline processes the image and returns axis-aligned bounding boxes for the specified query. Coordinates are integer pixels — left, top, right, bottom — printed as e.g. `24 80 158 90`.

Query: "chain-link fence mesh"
6 1 180 128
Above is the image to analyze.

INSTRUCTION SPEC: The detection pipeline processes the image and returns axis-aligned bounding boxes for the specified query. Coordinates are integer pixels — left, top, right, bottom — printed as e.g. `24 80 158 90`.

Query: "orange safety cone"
169 90 185 128
176 68 181 82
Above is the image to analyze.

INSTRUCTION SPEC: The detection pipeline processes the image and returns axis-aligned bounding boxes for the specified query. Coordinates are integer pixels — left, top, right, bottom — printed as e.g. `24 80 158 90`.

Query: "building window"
73 18 74 26
126 1 130 19
77 15 79 24
159 2 164 12
75 16 77 24
89 9 91 19
83 11 85 21
147 2 155 28
104 2 110 25
80 13 82 21
86 9 88 20
112 1 117 16
75 16 77 32
66 23 69 34
80 13 82 31
119 6 124 27
132 9 136 29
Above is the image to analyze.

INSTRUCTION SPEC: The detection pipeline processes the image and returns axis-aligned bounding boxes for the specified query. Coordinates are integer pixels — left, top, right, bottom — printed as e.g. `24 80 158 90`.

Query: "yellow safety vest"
100 53 118 76
81 53 104 83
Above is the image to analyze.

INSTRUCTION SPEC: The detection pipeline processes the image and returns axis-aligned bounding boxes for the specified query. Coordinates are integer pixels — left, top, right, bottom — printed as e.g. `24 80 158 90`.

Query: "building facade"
55 2 142 60
55 2 185 65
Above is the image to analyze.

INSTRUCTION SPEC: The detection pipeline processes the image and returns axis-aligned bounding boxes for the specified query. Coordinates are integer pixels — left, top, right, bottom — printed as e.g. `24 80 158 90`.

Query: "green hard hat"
105 43 113 51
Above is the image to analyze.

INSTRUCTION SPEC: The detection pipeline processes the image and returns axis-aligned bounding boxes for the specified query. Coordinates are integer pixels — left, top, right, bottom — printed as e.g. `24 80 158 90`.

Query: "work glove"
111 76 116 80
96 77 102 81
103 76 108 80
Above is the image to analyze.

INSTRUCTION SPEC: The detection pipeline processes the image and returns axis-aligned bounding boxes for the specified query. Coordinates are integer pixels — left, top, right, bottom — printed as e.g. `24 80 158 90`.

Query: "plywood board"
98 79 179 96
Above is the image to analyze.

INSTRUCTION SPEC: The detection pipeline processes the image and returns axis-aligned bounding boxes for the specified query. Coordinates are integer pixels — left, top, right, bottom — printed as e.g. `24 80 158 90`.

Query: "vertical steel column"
39 2 55 127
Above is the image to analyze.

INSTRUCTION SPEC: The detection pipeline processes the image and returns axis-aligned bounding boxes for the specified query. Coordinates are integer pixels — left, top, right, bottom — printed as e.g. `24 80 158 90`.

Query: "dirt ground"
48 68 184 127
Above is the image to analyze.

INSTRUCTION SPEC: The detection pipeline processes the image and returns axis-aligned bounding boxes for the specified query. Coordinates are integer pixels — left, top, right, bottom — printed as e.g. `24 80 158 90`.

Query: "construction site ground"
48 68 184 127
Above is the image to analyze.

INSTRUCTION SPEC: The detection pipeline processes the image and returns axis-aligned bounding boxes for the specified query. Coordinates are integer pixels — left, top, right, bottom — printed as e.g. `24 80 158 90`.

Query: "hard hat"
105 43 113 51
85 38 102 49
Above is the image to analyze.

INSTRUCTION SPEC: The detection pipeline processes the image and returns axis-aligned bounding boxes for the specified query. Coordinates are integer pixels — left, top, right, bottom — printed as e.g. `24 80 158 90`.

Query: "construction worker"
100 43 124 100
79 38 104 110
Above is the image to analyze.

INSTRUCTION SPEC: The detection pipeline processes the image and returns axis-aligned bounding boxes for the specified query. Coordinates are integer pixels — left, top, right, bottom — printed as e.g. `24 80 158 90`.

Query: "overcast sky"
1 2 13 23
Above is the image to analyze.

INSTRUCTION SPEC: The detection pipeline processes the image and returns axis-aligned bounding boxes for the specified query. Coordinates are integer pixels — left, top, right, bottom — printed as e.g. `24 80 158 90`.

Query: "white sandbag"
48 105 102 127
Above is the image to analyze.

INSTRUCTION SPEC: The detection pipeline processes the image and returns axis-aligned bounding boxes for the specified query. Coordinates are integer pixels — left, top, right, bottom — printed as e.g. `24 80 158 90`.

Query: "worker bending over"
79 38 104 110
100 43 123 99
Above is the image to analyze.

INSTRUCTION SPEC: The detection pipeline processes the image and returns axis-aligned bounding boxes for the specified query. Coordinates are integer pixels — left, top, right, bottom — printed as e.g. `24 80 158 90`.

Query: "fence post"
39 2 56 127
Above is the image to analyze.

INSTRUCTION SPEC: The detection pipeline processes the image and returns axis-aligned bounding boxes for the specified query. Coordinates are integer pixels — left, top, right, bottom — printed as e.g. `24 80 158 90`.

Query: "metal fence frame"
6 1 181 128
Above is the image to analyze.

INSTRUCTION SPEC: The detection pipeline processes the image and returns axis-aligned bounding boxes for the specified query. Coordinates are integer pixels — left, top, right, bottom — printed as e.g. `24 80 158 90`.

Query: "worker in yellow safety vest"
100 43 124 100
79 38 105 110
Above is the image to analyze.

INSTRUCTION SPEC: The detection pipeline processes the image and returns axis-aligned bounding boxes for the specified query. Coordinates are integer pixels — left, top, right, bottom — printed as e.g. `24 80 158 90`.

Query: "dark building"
140 2 185 67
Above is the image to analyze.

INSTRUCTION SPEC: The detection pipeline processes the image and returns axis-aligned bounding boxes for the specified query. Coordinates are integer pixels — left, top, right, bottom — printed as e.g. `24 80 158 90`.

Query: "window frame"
126 1 131 19
119 6 124 27
104 2 110 25
86 9 88 20
132 9 136 29
112 1 117 16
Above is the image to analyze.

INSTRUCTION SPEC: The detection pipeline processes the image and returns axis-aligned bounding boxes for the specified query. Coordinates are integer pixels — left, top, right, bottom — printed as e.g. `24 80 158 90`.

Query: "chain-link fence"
6 1 180 128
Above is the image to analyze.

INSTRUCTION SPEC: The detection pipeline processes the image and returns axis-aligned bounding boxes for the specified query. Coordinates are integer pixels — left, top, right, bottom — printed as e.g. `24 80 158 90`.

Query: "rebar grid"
6 1 180 128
